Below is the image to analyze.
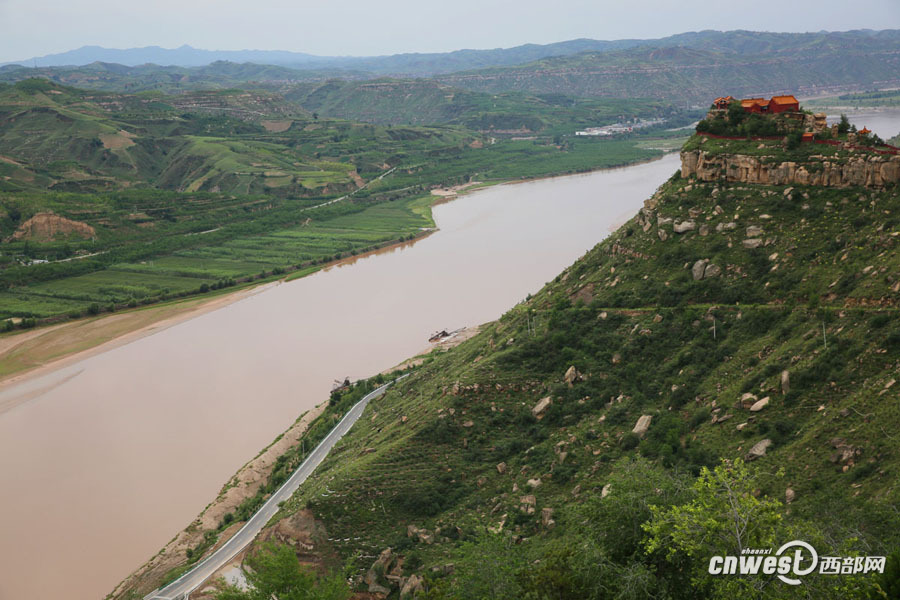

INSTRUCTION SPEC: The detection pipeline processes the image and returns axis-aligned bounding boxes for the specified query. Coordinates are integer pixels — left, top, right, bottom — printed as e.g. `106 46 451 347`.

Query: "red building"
767 95 800 113
740 98 769 114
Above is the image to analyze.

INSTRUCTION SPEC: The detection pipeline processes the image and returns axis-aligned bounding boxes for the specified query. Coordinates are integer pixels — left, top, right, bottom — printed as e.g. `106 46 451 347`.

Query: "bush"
620 432 640 450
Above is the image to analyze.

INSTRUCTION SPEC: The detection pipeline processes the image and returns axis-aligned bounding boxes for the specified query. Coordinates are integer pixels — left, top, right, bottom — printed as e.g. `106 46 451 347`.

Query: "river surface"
828 108 900 139
0 153 680 600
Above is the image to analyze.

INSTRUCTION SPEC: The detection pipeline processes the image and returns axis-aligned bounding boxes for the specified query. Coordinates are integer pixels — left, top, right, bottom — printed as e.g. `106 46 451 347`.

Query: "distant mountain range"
2 30 899 104
6 29 898 76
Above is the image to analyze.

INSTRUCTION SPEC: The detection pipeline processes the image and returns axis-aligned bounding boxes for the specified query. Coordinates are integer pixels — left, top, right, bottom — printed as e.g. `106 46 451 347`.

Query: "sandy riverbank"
0 282 276 408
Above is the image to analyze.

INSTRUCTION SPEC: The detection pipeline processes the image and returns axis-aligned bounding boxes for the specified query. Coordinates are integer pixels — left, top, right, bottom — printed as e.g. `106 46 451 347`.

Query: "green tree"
643 459 784 597
838 114 851 135
871 551 900 599
215 543 350 600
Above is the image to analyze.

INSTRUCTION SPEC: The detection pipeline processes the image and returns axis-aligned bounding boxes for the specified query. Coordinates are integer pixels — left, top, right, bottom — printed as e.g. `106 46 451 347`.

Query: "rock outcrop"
681 149 900 188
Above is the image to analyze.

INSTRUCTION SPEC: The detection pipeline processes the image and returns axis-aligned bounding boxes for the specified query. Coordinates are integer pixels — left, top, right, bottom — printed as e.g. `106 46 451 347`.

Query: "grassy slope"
225 159 900 597
283 79 682 131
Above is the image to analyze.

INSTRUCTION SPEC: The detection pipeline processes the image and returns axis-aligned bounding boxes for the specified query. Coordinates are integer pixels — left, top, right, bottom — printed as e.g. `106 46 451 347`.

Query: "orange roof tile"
770 95 799 105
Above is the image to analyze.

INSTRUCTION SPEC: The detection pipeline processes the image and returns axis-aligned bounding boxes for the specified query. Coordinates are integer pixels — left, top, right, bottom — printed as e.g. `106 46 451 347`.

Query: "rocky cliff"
681 149 900 188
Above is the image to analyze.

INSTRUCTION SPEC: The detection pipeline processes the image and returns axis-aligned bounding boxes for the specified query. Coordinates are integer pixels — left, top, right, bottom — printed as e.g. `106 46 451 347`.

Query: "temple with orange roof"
710 94 801 114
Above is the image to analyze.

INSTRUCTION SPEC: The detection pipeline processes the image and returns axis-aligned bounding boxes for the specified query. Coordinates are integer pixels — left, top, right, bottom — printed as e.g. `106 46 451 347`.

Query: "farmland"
0 78 688 322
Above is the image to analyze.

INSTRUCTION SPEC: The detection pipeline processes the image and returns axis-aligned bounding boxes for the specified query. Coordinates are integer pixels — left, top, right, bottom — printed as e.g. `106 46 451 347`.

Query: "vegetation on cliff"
129 133 900 599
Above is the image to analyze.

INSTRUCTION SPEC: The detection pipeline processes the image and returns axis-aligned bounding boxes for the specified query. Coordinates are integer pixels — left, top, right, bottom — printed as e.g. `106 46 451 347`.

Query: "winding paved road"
145 377 402 600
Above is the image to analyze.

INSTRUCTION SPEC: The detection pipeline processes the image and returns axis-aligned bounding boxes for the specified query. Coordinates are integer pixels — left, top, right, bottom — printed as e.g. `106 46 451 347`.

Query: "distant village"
575 117 666 137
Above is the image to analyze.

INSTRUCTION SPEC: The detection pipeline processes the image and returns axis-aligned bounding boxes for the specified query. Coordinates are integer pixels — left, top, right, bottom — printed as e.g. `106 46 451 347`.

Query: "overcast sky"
1 0 899 62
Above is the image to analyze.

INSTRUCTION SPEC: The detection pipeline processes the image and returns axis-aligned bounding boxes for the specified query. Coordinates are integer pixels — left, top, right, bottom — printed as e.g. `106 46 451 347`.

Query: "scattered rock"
407 525 434 544
743 238 764 249
704 263 722 278
541 507 555 528
400 574 424 599
736 422 748 431
746 225 765 237
749 397 770 412
601 483 611 498
520 495 536 514
747 438 773 460
527 478 542 489
785 488 796 504
673 220 696 233
496 462 507 475
781 370 790 395
740 393 758 409
715 221 737 232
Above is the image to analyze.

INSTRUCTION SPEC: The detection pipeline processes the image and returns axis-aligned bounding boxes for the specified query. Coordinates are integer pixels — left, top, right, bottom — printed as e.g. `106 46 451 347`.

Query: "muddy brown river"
0 154 681 599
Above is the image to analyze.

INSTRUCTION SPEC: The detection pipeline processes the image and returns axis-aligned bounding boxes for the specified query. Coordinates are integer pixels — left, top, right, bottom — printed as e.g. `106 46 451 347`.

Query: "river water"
0 153 681 599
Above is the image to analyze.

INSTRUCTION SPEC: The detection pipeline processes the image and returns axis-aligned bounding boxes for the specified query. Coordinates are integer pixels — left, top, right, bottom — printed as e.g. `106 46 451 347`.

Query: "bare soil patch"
261 120 293 133
9 212 95 241
99 130 136 150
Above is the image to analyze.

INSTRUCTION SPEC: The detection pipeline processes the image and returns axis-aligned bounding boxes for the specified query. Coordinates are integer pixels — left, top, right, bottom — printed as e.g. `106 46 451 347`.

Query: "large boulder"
532 397 552 419
366 548 397 595
564 366 583 386
692 259 709 281
632 415 653 438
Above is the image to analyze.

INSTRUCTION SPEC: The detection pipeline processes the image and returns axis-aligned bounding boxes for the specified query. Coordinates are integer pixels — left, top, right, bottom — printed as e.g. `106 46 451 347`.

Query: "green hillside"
283 79 680 130
150 138 900 600
437 37 900 103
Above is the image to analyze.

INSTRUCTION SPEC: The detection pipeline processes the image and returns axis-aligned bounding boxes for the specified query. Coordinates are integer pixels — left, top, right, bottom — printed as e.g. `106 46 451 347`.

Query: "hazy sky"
1 0 899 62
